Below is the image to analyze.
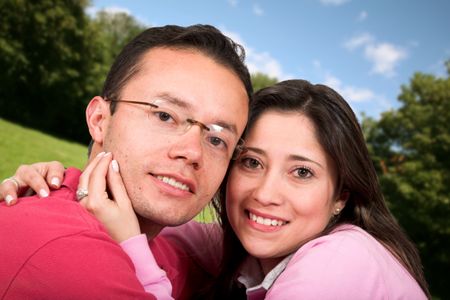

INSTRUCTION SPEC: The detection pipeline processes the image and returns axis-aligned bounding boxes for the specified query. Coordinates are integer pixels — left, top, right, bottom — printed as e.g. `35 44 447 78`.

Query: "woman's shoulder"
267 224 426 299
290 224 399 272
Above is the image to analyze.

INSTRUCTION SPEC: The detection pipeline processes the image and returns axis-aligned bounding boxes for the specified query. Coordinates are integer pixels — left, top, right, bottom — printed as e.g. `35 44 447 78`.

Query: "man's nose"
168 125 204 169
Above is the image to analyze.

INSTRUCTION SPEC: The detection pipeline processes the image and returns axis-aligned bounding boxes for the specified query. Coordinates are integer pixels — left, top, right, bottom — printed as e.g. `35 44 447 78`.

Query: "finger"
44 161 65 189
107 159 132 209
82 152 113 211
14 165 50 198
0 178 19 206
78 151 106 190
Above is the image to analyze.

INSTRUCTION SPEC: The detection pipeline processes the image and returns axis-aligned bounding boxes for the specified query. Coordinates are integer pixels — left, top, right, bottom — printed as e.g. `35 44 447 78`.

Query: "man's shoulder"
0 167 101 238
0 167 110 284
0 167 156 299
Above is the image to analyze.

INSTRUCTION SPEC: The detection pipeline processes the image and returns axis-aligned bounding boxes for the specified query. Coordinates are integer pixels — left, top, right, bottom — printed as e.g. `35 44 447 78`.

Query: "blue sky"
89 0 450 119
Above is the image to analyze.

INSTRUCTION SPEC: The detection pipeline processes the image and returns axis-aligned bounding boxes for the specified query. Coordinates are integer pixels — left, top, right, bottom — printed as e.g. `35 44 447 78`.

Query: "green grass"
0 118 215 222
0 118 87 178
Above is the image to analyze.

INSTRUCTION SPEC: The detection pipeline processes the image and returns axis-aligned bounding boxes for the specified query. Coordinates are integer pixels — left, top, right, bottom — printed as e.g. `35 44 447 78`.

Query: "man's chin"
137 210 195 228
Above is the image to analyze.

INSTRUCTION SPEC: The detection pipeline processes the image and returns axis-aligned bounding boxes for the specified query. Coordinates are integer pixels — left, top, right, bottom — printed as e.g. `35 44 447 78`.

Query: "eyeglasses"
105 98 245 160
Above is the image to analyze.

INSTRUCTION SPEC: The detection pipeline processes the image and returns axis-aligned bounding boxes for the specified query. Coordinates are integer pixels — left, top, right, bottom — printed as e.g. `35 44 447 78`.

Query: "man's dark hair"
86 24 253 156
102 24 253 114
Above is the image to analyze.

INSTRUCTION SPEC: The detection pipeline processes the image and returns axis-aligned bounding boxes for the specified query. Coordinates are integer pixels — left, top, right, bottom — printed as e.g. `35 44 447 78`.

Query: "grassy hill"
0 118 215 222
0 118 87 178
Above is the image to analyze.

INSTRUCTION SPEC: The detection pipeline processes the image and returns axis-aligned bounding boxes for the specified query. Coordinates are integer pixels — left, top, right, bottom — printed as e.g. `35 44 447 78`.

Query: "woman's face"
226 110 346 271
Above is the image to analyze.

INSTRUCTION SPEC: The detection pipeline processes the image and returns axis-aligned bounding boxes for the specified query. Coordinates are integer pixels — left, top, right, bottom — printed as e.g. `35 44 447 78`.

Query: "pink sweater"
125 222 427 299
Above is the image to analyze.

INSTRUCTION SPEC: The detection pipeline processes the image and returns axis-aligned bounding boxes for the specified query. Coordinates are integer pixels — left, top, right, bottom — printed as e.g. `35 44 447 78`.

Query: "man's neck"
137 215 164 240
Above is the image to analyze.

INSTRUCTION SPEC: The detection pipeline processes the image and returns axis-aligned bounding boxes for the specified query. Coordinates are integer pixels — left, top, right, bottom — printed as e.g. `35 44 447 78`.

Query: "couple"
0 24 428 299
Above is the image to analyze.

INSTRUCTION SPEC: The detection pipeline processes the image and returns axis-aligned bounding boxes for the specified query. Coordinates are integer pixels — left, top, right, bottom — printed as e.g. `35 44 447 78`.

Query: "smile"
248 211 288 227
156 175 190 191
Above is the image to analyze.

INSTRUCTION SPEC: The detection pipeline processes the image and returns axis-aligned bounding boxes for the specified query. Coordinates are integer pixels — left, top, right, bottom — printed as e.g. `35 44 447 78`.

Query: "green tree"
363 61 450 299
0 1 145 143
0 0 94 142
251 72 278 92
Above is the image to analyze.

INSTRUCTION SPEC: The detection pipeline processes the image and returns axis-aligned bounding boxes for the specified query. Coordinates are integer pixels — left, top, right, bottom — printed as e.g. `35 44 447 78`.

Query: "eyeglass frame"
104 98 246 160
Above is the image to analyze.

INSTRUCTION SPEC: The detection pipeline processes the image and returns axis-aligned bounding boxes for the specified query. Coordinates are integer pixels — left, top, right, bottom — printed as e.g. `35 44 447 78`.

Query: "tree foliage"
251 72 278 92
363 62 450 299
0 1 145 143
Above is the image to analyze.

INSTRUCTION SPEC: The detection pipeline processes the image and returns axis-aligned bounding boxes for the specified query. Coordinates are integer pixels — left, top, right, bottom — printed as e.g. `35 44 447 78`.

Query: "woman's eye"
241 157 261 169
295 167 313 178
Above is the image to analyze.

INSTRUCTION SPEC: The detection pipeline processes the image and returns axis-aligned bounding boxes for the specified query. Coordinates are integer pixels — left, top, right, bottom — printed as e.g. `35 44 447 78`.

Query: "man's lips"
150 173 196 193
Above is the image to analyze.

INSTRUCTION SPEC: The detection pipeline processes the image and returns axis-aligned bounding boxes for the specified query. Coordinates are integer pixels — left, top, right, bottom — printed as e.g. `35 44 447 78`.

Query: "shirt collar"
61 167 82 195
237 254 294 297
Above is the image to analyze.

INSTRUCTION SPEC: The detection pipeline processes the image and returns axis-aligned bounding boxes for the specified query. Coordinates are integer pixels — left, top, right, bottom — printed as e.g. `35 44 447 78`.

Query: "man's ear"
86 96 110 145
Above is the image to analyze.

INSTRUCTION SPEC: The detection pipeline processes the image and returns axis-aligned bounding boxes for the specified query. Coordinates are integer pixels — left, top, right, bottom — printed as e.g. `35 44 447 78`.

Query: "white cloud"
312 62 391 117
344 33 407 77
223 29 291 80
253 3 264 16
324 74 375 103
319 0 351 6
344 33 374 50
357 10 368 22
227 0 238 7
365 43 407 77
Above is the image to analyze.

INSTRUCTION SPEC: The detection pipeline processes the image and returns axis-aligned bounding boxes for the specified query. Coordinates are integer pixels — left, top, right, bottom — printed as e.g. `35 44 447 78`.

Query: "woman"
1 80 429 299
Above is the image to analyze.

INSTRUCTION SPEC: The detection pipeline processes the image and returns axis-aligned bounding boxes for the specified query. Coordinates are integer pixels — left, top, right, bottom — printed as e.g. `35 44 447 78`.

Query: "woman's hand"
78 152 141 243
0 161 65 205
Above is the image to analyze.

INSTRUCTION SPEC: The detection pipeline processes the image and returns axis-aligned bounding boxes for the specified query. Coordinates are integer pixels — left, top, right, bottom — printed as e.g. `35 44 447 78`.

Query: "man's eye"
157 111 173 122
207 136 227 148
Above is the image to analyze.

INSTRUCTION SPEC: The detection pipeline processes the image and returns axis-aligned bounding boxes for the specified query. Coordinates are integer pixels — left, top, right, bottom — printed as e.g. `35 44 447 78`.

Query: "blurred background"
0 1 448 298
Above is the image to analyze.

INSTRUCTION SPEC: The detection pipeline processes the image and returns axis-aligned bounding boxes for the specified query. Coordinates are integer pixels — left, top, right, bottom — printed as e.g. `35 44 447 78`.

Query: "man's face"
101 47 248 227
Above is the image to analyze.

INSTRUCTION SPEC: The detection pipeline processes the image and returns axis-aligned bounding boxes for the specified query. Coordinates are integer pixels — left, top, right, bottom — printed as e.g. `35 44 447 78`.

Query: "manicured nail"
51 177 60 187
39 189 49 198
96 151 106 157
111 160 119 172
5 195 14 205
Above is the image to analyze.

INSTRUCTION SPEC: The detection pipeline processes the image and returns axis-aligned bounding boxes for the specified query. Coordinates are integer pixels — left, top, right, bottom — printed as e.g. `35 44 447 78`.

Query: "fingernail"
104 152 112 157
111 160 119 172
51 177 60 187
5 195 14 205
39 189 49 198
96 151 106 157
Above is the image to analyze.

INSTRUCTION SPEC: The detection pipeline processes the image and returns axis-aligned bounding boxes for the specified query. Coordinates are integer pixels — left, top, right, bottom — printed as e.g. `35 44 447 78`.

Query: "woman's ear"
86 96 110 146
333 190 349 216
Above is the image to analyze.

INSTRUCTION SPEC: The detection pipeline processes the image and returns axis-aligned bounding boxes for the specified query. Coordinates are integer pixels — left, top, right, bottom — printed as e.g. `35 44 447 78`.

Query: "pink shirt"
0 168 158 300
137 221 427 299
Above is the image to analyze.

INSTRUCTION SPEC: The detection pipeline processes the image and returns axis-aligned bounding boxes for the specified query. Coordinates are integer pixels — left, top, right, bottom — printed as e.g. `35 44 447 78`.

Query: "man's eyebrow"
156 92 238 135
156 93 192 109
213 122 238 135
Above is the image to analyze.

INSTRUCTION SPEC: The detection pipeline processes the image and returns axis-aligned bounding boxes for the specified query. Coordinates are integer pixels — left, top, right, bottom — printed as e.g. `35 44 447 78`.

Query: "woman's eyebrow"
288 154 323 169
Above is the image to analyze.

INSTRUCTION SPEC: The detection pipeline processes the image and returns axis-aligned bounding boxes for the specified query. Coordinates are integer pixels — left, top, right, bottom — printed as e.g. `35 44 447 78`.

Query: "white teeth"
156 176 189 191
249 212 286 227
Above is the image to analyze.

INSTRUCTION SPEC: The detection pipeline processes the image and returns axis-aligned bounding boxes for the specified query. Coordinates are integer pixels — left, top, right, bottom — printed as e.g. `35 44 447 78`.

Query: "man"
0 24 252 299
